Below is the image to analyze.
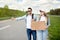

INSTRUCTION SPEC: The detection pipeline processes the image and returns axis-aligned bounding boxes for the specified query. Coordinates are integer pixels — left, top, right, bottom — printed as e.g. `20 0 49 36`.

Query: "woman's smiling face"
40 12 44 16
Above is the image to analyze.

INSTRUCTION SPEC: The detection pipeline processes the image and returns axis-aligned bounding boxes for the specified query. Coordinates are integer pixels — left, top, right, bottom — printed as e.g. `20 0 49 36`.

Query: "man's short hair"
28 7 32 11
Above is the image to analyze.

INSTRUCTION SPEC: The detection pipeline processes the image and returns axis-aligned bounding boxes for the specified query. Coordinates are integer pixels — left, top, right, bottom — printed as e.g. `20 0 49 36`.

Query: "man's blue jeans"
27 29 36 40
37 30 48 40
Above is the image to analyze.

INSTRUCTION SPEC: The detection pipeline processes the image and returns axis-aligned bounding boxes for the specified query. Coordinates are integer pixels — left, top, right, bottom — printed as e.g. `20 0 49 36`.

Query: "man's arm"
16 15 26 21
11 15 26 21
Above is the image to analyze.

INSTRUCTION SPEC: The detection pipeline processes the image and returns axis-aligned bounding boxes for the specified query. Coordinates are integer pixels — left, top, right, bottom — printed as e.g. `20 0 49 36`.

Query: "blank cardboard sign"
31 21 46 30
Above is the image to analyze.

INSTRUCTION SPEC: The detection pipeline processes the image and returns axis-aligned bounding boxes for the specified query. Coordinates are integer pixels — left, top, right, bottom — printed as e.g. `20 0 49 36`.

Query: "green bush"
0 5 26 18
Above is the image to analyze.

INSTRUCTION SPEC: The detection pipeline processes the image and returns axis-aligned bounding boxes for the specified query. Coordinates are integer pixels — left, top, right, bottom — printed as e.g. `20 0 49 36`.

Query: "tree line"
0 5 25 18
48 8 60 15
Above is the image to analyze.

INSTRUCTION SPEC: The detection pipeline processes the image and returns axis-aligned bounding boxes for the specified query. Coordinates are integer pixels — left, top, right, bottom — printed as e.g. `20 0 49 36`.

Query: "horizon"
0 0 60 14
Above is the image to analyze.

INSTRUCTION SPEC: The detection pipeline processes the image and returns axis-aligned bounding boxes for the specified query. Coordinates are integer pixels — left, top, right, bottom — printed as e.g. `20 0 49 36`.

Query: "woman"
37 10 50 40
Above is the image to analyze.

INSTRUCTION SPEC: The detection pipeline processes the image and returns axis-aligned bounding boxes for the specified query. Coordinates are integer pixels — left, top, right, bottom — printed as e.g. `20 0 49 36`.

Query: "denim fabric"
27 29 36 40
37 30 48 40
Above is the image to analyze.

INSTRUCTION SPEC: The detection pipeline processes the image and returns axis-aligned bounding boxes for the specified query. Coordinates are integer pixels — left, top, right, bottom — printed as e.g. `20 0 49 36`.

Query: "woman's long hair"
40 10 48 19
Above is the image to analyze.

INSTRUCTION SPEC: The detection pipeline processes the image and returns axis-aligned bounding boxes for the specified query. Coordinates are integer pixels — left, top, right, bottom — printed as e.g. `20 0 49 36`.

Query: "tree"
4 5 9 9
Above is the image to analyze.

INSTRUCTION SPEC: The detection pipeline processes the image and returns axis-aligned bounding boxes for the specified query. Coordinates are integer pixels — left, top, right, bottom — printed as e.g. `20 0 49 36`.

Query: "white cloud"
52 0 60 3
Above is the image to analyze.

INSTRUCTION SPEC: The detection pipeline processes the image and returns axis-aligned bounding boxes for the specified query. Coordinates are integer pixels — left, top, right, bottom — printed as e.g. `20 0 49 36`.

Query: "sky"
0 0 60 14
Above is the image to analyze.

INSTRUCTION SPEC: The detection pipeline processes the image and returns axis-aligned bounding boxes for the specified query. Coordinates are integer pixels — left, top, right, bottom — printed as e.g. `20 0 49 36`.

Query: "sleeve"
16 15 26 21
33 14 37 21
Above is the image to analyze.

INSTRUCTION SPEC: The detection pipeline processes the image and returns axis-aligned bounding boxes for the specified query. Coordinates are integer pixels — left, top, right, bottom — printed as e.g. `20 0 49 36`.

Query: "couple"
12 7 50 40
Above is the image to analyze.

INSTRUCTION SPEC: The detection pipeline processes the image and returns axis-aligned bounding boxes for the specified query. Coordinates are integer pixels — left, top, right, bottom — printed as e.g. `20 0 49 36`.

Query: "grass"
0 17 11 21
48 15 60 40
0 12 26 21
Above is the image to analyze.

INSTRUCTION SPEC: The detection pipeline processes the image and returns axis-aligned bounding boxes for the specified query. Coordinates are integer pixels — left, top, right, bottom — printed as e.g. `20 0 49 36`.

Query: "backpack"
32 14 34 19
47 18 50 27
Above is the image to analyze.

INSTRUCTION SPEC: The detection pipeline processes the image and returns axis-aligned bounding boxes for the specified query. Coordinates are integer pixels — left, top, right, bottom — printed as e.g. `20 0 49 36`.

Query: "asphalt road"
0 20 27 40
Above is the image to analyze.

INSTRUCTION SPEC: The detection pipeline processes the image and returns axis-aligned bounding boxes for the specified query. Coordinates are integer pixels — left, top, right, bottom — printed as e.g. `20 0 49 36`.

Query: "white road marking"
0 25 11 30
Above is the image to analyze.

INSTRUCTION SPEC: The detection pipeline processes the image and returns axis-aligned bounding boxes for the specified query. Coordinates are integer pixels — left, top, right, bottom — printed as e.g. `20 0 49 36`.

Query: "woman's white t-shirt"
40 16 47 24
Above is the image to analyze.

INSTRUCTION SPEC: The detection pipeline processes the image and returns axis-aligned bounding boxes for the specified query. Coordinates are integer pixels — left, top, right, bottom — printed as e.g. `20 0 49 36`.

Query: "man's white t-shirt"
26 15 32 29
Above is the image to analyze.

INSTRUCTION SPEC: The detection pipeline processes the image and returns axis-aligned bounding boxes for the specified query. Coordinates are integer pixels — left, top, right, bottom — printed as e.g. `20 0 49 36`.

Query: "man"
12 8 36 40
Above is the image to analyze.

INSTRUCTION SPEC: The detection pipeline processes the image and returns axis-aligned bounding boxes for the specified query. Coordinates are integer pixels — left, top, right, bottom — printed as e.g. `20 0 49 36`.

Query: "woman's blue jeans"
37 30 48 40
